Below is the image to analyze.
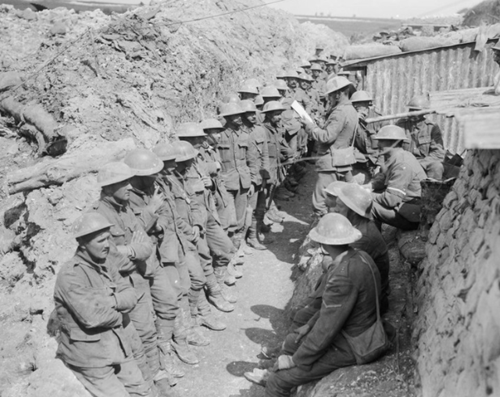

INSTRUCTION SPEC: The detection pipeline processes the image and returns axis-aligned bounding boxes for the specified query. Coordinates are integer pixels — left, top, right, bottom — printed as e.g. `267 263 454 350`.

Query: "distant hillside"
463 0 500 26
1 0 132 13
296 15 402 41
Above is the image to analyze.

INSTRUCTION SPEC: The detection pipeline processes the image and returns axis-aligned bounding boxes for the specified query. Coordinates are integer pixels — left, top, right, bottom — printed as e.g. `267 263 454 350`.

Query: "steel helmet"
351 91 373 104
300 60 311 68
220 102 245 117
274 80 289 91
237 83 259 95
200 118 224 131
372 125 409 142
261 101 286 113
297 74 313 82
240 99 257 113
315 44 324 50
325 76 353 95
243 78 262 89
260 86 282 98
326 59 339 66
153 142 178 162
124 148 163 176
337 183 373 219
407 95 430 110
311 64 323 72
97 162 135 187
172 140 197 162
312 57 328 64
281 70 299 79
176 122 206 138
309 213 362 245
72 212 113 239
254 95 264 106
324 181 348 196
221 93 241 104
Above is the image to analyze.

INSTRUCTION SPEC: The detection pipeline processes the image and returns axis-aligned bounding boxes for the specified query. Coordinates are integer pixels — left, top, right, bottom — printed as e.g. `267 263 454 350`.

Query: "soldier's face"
227 114 243 126
245 111 257 124
354 102 371 119
377 139 396 154
205 129 221 145
312 70 320 79
162 160 176 174
106 179 131 203
335 199 350 216
240 92 257 101
184 136 205 149
325 195 337 210
300 81 310 90
304 68 311 75
287 78 297 89
269 110 282 125
326 65 334 74
82 230 111 261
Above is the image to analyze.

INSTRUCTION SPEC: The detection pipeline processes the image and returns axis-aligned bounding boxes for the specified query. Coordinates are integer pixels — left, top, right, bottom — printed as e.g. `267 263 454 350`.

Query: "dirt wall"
414 149 500 397
0 2 349 395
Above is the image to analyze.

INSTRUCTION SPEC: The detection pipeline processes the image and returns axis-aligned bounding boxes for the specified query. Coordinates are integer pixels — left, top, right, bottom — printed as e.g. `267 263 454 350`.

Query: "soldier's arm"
54 266 123 329
107 257 137 313
306 109 346 144
292 273 357 367
372 163 412 209
246 134 259 186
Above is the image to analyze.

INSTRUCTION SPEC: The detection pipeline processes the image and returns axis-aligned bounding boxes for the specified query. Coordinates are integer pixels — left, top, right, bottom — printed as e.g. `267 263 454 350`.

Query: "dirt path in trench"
173 171 315 397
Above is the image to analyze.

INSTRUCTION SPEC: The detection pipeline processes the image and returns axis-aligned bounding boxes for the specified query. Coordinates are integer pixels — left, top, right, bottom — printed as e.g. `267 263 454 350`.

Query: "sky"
268 0 482 19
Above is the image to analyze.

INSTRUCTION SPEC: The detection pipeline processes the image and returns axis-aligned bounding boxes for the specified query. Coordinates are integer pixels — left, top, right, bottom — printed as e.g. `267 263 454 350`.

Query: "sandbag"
344 43 401 60
399 36 458 52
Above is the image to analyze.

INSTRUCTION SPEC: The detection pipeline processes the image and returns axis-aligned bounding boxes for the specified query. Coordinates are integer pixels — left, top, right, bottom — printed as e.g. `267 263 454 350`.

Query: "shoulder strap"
359 254 381 321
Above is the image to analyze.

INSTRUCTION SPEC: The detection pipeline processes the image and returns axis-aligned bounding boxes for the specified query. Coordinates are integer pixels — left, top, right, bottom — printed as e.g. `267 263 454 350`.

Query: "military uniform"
396 118 445 179
265 249 382 397
93 197 160 383
54 250 151 397
305 97 358 217
371 148 427 230
218 123 258 232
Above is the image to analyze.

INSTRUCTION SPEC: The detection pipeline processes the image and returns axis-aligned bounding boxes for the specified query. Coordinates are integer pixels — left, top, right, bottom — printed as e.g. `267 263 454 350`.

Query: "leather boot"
180 303 210 347
155 377 180 397
205 274 234 312
145 344 162 382
197 294 226 331
246 219 266 250
170 294 201 365
155 318 185 380
227 256 243 278
214 266 237 303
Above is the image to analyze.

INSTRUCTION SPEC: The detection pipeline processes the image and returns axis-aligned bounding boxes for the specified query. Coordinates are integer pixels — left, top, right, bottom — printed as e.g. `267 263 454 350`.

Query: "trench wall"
414 149 500 397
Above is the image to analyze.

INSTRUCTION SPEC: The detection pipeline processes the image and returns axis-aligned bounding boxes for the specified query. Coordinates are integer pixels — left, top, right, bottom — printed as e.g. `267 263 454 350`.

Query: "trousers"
68 360 151 397
371 201 419 231
205 211 235 268
418 156 444 180
148 260 179 322
226 186 250 231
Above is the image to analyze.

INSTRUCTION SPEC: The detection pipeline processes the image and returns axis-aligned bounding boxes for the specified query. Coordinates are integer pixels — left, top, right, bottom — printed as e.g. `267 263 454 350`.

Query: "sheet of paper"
291 100 314 124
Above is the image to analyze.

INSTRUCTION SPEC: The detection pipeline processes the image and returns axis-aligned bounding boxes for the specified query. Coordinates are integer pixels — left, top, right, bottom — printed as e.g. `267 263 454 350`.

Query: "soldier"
278 70 312 113
93 162 174 393
298 74 320 116
310 64 326 96
262 213 388 397
123 148 201 376
325 59 340 78
218 102 259 249
54 212 152 397
370 125 427 230
301 76 358 219
155 142 227 333
238 82 259 102
176 124 239 301
396 95 445 180
327 183 390 312
241 99 271 250
299 60 312 75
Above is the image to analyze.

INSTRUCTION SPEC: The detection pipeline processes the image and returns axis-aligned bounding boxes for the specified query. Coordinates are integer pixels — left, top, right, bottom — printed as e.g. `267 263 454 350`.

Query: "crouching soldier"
370 125 427 230
260 213 390 396
54 212 152 397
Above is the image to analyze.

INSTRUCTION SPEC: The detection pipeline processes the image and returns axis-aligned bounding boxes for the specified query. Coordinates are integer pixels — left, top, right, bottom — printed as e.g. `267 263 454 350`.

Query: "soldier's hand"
247 184 255 197
149 187 164 212
272 355 296 372
192 226 201 243
294 324 311 344
202 176 213 188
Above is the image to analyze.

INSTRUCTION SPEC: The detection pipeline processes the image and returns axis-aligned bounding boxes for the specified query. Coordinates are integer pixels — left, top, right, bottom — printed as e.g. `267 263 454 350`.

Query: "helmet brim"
309 227 362 245
133 161 164 176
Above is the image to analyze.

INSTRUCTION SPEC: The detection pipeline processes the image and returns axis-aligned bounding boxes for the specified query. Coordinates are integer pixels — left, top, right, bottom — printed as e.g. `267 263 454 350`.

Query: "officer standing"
396 95 445 180
370 125 427 230
301 76 358 219
54 212 152 397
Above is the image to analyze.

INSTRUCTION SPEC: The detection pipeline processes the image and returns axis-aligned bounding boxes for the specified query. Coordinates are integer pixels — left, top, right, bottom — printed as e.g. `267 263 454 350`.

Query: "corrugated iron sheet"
345 41 500 153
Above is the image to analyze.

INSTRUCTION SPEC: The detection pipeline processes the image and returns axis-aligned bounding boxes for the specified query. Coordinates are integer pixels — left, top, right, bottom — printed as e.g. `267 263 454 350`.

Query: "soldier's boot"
196 293 227 331
155 318 185 380
154 372 179 396
180 295 210 347
170 293 201 365
145 344 173 389
135 344 154 388
227 255 243 278
205 274 234 312
246 219 266 250
214 266 238 303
